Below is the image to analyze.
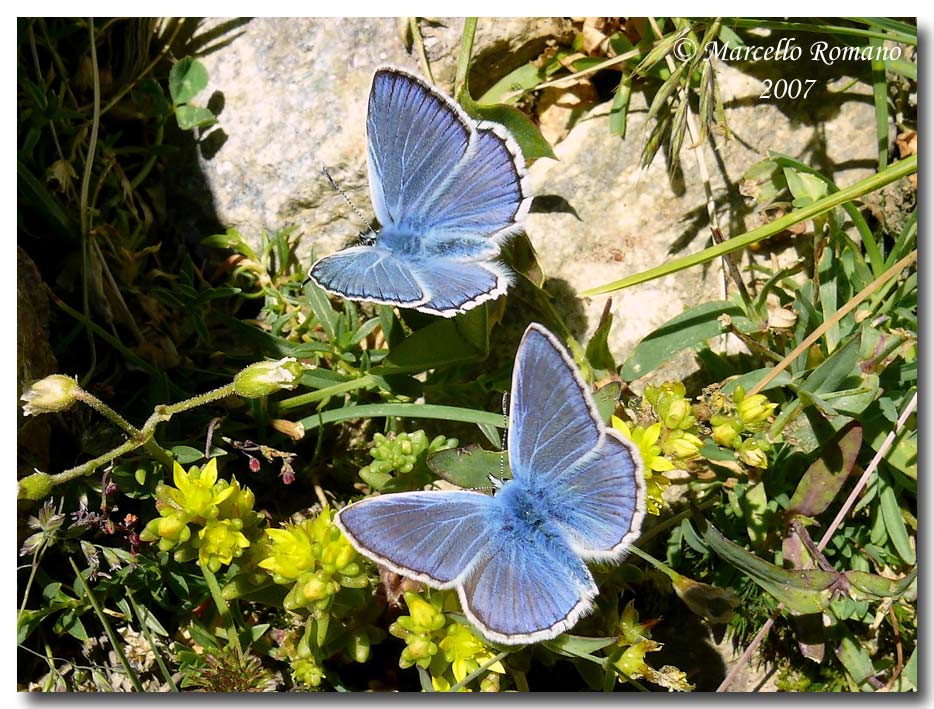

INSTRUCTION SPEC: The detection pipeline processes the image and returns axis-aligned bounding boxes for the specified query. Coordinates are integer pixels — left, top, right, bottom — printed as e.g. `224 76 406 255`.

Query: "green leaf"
379 304 490 372
427 445 510 488
298 403 505 433
862 399 917 481
845 567 916 602
585 302 616 373
609 73 632 137
720 367 791 396
878 473 915 564
171 446 205 465
303 281 340 340
581 155 917 296
201 228 259 261
741 480 769 546
458 80 556 161
836 630 876 691
542 633 616 659
478 62 544 104
593 381 622 425
176 104 216 130
701 522 837 614
169 57 209 105
788 424 862 517
784 167 829 207
619 300 753 380
895 645 917 691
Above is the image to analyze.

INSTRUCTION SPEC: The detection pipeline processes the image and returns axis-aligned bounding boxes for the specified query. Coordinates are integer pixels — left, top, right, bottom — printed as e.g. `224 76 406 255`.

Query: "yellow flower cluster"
140 459 259 572
389 590 504 692
259 508 368 613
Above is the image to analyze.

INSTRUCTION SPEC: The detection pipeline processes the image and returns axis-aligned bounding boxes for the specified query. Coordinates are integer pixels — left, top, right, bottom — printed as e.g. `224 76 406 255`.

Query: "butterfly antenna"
321 166 377 244
499 391 509 481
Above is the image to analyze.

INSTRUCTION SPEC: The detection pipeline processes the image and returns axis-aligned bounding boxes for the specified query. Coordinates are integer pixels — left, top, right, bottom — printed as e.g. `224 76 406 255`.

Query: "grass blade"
581 154 915 296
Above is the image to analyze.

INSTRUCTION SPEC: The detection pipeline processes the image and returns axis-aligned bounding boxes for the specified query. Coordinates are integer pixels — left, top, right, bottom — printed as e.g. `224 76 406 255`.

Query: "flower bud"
21 375 79 416
737 394 778 428
659 396 694 430
18 472 54 501
233 358 304 398
738 438 769 469
271 418 305 441
405 591 446 632
663 431 704 460
712 418 743 448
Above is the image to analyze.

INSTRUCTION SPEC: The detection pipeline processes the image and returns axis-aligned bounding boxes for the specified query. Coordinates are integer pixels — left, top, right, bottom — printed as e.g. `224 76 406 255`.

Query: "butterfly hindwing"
546 431 645 559
458 507 598 645
309 245 424 307
412 259 511 315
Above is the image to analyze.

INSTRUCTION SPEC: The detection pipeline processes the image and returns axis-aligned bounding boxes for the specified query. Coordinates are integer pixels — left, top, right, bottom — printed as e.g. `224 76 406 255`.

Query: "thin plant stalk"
68 558 145 692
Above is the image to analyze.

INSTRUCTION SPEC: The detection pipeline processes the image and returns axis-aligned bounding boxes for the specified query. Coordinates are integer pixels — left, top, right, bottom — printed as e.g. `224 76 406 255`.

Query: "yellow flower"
166 458 235 521
738 438 770 469
737 393 778 429
259 508 366 612
439 623 505 685
662 430 704 461
613 417 672 515
196 519 250 572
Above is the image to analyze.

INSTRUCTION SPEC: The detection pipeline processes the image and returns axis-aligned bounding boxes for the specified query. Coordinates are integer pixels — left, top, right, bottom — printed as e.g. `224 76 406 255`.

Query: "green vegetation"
17 17 916 692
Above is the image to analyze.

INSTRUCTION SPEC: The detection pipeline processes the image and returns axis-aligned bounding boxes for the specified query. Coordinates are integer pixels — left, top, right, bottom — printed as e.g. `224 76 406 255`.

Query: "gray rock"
526 59 878 384
17 247 57 471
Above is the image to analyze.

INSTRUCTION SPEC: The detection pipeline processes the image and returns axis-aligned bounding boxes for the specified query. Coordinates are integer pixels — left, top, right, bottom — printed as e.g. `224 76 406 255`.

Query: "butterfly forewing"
335 491 495 587
508 327 603 485
509 325 646 559
367 68 473 234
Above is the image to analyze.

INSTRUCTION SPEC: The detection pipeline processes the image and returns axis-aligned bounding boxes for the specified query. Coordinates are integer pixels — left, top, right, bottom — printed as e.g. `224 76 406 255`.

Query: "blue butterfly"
335 324 646 645
308 67 531 317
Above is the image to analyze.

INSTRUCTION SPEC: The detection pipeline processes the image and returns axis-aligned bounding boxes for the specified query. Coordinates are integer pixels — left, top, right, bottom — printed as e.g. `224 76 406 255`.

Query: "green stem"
155 382 237 417
448 649 512 692
69 557 145 692
19 382 240 498
298 403 506 432
724 17 916 45
581 154 917 296
79 17 102 385
454 18 478 100
18 540 50 619
629 546 679 581
75 390 143 437
200 564 242 655
408 18 435 83
276 375 379 413
126 588 179 691
48 437 142 489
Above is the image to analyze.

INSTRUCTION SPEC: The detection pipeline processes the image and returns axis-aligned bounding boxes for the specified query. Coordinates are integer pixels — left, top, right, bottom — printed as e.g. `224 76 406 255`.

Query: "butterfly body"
336 324 646 645
309 67 531 317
